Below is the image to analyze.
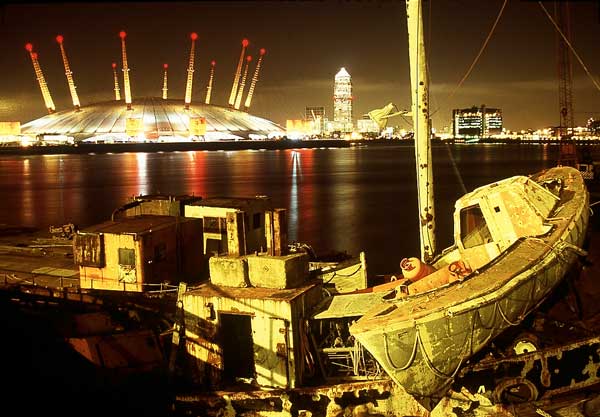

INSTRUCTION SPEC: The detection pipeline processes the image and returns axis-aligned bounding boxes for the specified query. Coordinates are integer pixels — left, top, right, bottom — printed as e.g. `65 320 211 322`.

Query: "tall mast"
228 38 249 107
56 35 80 111
406 0 436 263
244 48 266 111
25 43 55 114
112 62 121 101
234 55 252 110
205 60 216 104
119 30 132 110
184 32 198 110
162 63 168 100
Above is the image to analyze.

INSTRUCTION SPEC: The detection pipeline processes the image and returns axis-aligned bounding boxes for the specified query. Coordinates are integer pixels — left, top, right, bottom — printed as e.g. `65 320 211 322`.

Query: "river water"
0 142 561 275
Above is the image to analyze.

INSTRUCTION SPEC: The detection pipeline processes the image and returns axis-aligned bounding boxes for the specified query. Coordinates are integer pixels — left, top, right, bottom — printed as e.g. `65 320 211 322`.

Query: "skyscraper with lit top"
333 67 353 132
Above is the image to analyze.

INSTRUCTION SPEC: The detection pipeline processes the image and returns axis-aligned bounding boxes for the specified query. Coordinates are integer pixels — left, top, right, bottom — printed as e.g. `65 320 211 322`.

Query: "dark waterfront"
0 142 567 276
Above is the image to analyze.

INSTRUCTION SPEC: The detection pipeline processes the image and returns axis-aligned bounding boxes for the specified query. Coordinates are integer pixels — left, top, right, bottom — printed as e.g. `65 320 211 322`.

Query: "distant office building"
305 106 326 135
452 105 503 138
357 115 380 135
333 67 353 132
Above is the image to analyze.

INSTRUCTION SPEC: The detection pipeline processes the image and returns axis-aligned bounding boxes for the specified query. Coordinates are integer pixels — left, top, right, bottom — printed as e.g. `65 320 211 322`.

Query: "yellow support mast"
162 63 168 100
205 60 216 105
112 62 121 101
119 31 132 110
234 55 252 110
244 48 266 111
228 39 248 107
56 35 80 111
25 43 55 114
184 32 198 110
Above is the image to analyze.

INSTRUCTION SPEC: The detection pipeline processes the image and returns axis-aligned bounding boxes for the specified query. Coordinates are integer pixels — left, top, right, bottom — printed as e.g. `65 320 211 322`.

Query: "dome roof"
21 97 285 141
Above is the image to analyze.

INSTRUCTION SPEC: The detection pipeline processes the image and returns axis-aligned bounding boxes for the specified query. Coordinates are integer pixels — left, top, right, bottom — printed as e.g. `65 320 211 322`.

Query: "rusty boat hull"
350 166 589 399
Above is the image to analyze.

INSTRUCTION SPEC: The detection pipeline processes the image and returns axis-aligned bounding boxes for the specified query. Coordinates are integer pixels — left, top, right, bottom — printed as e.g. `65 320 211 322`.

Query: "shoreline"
0 137 599 156
0 138 352 156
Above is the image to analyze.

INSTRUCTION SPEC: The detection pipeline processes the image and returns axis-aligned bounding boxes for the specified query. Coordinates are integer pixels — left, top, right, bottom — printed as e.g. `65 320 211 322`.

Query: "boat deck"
0 225 79 288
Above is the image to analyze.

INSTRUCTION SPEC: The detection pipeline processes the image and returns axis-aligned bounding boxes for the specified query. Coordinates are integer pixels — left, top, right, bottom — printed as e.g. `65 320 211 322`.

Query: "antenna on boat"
406 0 436 263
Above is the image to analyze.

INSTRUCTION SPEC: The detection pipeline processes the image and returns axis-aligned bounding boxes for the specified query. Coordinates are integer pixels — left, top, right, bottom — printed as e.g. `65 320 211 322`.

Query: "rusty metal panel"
73 232 105 267
273 208 287 256
456 335 600 404
226 211 246 256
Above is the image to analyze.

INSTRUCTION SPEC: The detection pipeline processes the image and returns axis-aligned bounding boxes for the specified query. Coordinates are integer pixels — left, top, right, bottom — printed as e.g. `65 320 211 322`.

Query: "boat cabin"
178 280 322 390
74 215 205 291
402 174 560 295
175 201 327 389
112 194 203 220
184 196 284 257
450 174 558 270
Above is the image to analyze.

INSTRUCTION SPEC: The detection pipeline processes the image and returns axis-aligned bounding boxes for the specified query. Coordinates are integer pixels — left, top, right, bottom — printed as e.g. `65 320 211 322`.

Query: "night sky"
1 0 599 131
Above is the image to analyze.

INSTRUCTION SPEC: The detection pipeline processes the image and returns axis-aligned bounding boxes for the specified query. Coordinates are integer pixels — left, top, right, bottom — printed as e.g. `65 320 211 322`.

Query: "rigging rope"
538 1 600 94
431 0 509 117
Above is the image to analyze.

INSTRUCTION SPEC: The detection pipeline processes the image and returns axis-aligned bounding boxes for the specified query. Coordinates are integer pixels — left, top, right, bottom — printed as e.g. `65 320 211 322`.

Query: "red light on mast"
119 31 127 39
56 35 64 43
25 43 33 52
242 39 249 47
246 55 252 62
163 63 168 69
112 62 117 69
190 32 198 40
31 52 38 59
211 60 216 66
260 48 266 55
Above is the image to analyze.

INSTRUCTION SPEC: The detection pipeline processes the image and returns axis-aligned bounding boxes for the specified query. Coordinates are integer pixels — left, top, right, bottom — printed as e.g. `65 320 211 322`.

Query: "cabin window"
206 238 222 255
73 233 105 267
460 205 492 249
204 216 224 233
118 248 136 267
253 213 261 229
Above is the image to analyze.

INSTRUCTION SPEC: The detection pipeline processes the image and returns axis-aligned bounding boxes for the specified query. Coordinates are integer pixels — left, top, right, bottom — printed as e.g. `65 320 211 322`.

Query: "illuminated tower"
25 43 55 114
333 67 353 132
184 32 198 110
234 55 252 110
56 35 80 110
162 63 168 100
112 62 121 101
119 30 132 110
244 48 266 111
205 60 216 104
228 38 249 107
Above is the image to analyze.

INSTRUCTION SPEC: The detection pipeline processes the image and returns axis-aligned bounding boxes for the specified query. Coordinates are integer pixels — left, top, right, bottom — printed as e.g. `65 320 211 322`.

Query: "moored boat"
350 165 589 399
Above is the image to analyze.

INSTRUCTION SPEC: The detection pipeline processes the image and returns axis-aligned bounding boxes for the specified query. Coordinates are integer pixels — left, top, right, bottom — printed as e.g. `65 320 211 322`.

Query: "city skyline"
1 0 599 132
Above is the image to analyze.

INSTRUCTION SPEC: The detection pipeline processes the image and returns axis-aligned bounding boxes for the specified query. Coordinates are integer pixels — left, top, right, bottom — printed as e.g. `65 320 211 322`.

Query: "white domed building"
20 97 285 143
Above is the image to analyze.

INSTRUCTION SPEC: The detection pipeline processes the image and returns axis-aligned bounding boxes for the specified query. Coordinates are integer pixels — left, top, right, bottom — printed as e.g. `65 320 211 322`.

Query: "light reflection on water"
0 144 557 275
